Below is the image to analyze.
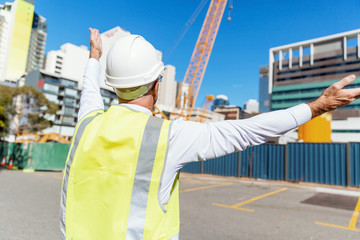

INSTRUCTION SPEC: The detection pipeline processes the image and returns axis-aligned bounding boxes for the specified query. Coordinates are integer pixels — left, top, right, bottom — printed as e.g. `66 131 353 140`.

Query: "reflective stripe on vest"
60 106 179 240
126 116 164 239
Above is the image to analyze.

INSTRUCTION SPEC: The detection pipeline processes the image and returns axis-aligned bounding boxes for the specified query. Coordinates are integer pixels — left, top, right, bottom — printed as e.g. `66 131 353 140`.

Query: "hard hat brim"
105 62 165 89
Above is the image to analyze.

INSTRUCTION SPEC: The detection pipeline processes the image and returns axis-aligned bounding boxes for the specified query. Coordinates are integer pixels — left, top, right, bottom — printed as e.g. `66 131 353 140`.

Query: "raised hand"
307 74 360 118
89 28 103 61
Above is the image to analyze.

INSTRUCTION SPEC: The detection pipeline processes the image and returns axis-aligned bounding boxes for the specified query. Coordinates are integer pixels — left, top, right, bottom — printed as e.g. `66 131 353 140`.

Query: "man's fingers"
346 88 360 99
333 74 356 89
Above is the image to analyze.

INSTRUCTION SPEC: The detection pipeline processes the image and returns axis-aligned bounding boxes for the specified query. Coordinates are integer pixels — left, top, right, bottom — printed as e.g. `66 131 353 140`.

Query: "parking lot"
0 169 359 239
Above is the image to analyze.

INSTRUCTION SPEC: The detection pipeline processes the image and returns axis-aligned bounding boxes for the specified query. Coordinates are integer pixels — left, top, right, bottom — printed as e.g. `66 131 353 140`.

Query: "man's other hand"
89 28 103 61
307 74 360 118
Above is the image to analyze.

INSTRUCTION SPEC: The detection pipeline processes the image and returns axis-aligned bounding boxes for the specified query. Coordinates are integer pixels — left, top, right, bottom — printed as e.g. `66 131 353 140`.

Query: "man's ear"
152 81 160 103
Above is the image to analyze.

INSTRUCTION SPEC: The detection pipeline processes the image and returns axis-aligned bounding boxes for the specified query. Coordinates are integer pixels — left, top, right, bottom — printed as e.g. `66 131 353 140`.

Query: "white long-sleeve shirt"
79 58 312 205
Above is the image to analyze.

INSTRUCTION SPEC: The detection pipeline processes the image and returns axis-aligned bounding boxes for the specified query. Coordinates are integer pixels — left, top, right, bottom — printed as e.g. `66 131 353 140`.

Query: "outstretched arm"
169 74 360 167
78 28 104 121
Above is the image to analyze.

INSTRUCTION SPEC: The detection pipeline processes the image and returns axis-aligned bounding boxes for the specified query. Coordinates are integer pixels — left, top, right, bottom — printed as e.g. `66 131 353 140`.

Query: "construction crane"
196 94 215 122
171 0 230 120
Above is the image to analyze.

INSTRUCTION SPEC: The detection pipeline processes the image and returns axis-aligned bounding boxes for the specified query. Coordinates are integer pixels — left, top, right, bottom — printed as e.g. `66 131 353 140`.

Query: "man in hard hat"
60 28 360 240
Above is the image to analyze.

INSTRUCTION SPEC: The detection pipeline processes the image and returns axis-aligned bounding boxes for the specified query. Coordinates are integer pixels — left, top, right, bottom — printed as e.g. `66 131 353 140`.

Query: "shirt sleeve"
168 103 312 169
78 58 104 121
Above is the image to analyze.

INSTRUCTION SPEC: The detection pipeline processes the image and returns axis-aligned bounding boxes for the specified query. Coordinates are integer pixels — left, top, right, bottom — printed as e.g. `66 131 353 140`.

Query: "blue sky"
31 0 360 107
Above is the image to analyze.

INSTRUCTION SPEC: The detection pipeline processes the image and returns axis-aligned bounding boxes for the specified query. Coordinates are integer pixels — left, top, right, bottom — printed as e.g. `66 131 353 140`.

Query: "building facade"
0 0 35 82
258 65 270 112
26 13 47 72
25 70 117 136
269 29 360 118
44 43 89 88
156 65 177 112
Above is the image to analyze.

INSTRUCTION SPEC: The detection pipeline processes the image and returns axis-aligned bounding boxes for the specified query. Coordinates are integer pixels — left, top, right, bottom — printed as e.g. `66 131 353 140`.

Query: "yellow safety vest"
60 105 180 240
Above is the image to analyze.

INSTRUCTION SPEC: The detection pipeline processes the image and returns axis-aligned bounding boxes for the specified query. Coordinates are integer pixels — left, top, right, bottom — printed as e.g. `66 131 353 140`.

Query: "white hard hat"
105 35 164 89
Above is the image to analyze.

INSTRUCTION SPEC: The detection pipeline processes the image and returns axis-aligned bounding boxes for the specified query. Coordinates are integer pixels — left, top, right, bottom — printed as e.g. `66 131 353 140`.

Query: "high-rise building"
269 29 360 119
26 12 47 72
258 65 270 112
0 0 35 82
156 65 177 112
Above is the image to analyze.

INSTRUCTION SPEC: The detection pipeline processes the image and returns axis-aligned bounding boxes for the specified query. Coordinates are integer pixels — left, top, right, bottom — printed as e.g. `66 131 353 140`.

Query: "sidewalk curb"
180 172 360 197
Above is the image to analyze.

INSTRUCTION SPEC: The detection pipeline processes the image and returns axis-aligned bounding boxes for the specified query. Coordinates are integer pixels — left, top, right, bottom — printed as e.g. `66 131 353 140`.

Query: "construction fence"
0 142 70 170
182 142 360 187
0 142 359 187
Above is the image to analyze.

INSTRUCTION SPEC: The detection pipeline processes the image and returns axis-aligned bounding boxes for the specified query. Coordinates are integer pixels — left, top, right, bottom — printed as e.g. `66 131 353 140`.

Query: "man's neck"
118 95 154 112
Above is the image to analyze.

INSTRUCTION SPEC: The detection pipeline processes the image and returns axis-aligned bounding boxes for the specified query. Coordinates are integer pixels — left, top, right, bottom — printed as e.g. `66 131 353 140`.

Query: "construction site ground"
0 169 359 240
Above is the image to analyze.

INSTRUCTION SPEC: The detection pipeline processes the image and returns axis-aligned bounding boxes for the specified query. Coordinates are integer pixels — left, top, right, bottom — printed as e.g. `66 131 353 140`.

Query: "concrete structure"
188 108 225 122
244 99 259 113
269 29 360 115
26 13 47 72
156 65 177 112
0 0 35 82
258 65 270 112
213 105 241 120
331 117 360 142
24 70 117 136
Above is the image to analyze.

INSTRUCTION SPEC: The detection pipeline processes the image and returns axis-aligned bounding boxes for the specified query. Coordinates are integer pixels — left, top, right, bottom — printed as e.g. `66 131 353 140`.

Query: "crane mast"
172 0 228 120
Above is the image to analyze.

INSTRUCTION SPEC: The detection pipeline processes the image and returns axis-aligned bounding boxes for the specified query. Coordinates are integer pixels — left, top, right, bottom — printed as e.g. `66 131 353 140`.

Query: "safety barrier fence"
182 143 360 187
0 142 70 170
1 142 359 187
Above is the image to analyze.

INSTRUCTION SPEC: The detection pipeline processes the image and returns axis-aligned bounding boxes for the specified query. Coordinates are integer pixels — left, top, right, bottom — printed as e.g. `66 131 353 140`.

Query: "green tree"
0 86 15 140
0 85 58 140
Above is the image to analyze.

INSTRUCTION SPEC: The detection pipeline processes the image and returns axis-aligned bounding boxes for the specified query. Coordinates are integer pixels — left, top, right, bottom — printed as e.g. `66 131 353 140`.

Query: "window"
64 98 76 106
44 93 58 103
43 83 59 93
64 106 75 115
62 116 75 125
60 79 77 88
64 88 77 97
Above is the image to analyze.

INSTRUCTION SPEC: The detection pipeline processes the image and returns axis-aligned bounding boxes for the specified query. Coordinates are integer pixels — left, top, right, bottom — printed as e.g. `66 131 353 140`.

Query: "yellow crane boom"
172 0 228 120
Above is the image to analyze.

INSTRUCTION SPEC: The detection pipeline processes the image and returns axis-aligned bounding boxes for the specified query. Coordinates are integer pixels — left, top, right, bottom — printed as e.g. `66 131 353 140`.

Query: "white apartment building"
0 2 13 81
44 26 131 90
44 43 89 88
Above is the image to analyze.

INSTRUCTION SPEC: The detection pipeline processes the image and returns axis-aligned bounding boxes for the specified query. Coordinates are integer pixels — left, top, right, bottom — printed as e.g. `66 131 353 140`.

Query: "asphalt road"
0 169 359 240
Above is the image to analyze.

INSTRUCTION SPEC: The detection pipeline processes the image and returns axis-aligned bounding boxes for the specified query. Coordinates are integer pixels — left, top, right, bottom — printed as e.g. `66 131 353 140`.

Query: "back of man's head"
105 35 164 101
